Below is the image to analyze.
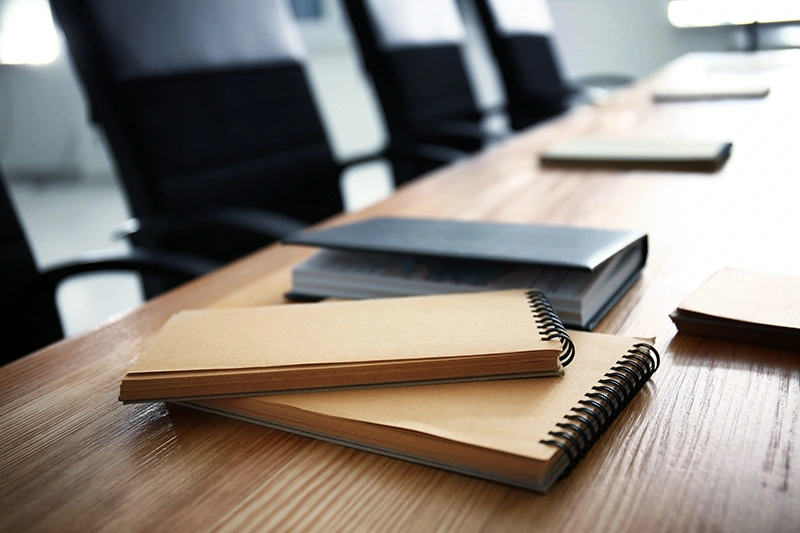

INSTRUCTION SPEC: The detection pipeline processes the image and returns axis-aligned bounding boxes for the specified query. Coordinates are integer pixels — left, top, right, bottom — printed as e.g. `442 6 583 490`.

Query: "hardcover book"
284 217 647 330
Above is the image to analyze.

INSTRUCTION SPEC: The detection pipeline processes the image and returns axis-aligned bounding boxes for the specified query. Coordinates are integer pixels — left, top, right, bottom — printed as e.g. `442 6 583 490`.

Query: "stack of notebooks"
121 289 660 493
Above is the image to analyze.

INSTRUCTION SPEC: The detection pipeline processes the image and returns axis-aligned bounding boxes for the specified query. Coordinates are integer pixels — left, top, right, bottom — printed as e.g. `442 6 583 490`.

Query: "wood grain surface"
2 51 800 532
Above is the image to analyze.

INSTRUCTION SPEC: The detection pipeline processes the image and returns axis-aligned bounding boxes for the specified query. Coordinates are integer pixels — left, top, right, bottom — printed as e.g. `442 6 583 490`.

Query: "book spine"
526 289 576 366
540 343 661 475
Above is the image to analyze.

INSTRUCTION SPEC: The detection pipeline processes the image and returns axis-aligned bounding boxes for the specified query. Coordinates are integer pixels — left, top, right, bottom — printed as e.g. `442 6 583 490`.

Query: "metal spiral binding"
539 342 660 476
526 289 575 366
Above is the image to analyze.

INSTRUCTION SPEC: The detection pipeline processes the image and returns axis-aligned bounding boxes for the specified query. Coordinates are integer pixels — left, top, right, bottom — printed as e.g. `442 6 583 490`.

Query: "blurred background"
1 0 799 336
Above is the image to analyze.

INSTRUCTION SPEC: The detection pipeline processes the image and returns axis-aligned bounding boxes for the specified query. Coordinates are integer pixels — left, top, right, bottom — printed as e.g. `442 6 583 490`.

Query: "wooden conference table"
3 51 800 532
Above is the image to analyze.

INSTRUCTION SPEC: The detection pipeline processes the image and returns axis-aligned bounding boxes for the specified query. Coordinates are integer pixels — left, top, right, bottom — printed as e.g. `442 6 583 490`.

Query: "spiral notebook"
120 290 574 402
187 331 659 493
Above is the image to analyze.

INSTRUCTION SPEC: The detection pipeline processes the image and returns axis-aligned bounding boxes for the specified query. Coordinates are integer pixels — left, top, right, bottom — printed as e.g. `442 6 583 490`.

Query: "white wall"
0 48 116 180
0 0 115 180
547 0 731 79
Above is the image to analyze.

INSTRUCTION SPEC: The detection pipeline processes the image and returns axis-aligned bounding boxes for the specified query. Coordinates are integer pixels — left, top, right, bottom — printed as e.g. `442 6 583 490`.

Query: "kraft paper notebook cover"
539 138 733 172
120 290 575 402
187 331 660 493
670 268 800 349
284 217 648 330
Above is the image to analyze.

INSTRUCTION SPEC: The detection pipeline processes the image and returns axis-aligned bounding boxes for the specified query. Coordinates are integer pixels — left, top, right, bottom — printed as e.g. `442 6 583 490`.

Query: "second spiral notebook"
187 331 659 492
119 290 574 402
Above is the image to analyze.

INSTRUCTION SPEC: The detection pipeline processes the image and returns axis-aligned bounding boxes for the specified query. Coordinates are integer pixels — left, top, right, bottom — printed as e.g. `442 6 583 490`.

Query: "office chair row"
1 0 627 362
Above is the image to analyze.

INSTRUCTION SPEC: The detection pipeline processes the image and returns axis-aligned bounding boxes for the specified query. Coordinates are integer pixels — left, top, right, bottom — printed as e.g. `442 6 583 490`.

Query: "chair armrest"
572 74 634 90
337 142 469 171
412 120 489 142
337 151 385 168
115 207 309 245
567 74 635 106
415 118 512 145
480 103 507 117
387 140 470 167
39 248 218 289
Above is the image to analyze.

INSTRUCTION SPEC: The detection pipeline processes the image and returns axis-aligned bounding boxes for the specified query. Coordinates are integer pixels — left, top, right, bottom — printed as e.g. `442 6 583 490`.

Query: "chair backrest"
343 0 482 135
51 0 343 227
474 0 569 130
0 169 63 363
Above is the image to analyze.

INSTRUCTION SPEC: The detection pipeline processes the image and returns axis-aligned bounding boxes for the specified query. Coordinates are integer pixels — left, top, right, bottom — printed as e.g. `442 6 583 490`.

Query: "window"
668 0 800 28
0 0 59 65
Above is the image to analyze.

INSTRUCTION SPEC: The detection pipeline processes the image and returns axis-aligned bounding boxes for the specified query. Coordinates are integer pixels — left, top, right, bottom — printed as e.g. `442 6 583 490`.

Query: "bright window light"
0 0 60 65
668 1 800 28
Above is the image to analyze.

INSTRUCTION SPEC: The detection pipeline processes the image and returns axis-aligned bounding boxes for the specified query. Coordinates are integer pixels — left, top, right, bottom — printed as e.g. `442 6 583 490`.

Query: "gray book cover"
284 217 646 272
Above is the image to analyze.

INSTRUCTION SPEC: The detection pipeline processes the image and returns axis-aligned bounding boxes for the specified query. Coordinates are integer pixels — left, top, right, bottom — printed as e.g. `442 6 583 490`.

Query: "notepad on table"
653 83 770 102
186 330 660 493
119 290 575 402
540 138 732 172
670 268 800 349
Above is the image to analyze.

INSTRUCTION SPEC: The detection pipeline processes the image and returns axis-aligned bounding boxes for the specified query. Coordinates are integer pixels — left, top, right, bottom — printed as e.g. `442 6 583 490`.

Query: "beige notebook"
188 331 660 493
670 268 800 349
120 290 575 402
653 84 770 102
540 138 732 172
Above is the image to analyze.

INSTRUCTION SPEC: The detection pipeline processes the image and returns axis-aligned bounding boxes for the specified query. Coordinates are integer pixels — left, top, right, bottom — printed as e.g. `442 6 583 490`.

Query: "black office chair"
343 0 494 185
0 169 214 365
474 0 633 131
50 0 364 296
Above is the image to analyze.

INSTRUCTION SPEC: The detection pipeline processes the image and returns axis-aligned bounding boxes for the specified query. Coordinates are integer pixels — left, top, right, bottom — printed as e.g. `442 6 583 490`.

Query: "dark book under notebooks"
284 217 648 330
